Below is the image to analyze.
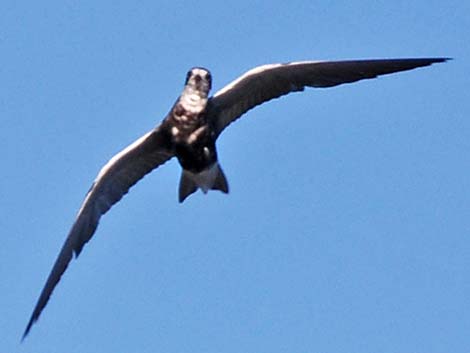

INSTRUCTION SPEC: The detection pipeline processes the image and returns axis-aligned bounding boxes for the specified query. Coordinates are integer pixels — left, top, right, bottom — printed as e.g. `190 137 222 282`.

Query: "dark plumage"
23 57 449 339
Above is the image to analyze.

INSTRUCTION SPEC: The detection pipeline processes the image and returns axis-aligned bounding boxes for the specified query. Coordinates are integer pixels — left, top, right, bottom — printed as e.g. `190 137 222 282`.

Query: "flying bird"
23 57 448 338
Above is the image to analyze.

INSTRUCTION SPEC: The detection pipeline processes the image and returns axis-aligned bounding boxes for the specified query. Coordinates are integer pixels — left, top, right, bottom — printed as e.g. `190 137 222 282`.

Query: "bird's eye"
205 72 212 81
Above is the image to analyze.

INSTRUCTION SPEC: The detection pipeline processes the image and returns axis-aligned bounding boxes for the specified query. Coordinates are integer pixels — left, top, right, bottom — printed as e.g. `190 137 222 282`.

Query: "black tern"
23 58 448 338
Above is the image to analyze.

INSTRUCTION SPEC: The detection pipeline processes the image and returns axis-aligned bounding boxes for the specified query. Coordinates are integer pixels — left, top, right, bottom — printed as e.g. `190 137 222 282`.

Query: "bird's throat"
180 89 208 114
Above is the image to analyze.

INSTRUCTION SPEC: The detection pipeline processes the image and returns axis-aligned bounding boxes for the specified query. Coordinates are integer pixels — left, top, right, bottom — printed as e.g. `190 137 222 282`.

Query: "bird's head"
184 67 212 97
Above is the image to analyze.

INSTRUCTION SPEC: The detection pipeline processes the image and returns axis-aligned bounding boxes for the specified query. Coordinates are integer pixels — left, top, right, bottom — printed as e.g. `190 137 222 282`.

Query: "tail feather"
179 171 198 203
212 164 229 194
178 163 229 203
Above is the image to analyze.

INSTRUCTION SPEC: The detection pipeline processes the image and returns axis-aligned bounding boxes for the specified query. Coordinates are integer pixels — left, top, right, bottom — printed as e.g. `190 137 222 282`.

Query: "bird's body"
151 67 228 201
23 57 449 339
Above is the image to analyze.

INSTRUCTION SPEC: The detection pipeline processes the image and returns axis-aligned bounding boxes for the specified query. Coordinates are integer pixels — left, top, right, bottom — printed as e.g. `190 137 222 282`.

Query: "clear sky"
2 1 469 352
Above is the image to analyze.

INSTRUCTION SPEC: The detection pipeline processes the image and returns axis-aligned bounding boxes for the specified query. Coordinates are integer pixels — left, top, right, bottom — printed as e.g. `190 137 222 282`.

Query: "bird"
23 57 448 339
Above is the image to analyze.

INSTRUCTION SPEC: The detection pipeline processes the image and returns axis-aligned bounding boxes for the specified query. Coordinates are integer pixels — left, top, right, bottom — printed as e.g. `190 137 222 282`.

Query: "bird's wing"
23 127 174 339
209 58 449 136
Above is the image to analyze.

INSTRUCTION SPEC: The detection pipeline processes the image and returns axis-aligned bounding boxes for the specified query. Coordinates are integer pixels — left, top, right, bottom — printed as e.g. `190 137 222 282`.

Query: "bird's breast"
169 97 212 139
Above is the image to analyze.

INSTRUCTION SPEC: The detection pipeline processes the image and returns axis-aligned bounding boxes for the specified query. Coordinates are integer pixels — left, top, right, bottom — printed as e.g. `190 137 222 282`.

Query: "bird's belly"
175 141 217 173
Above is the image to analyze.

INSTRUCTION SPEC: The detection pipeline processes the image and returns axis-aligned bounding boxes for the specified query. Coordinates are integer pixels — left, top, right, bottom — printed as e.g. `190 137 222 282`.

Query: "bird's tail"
179 163 229 203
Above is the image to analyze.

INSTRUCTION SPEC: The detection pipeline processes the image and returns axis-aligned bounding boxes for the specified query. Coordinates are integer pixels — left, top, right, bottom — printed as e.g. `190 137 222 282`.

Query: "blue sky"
2 1 469 352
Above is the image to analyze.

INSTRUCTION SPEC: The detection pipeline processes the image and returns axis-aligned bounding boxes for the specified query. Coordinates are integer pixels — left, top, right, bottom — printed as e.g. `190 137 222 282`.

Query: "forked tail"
179 163 229 202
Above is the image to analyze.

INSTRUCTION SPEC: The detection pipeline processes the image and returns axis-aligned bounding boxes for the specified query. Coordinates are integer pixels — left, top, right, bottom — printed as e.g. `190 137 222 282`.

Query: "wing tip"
21 317 35 342
429 57 452 63
411 57 452 69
